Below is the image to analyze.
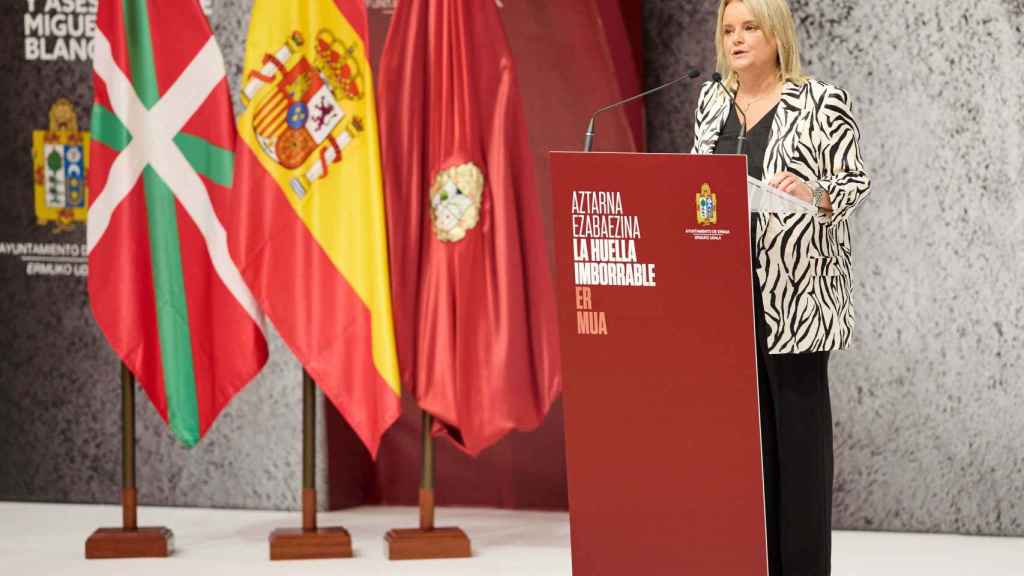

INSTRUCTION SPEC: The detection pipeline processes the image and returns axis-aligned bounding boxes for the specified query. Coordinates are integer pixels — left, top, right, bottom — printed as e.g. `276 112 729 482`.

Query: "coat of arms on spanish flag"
228 0 401 456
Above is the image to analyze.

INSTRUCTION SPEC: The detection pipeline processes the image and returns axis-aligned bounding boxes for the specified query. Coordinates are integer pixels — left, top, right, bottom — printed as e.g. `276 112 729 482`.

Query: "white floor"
1 501 1022 575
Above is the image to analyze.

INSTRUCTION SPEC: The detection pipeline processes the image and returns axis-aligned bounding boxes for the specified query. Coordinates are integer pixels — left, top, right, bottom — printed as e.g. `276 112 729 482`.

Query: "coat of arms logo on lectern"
696 182 717 226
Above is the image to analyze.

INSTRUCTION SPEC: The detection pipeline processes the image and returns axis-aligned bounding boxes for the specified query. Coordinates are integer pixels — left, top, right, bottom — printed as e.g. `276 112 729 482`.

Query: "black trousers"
752 265 833 576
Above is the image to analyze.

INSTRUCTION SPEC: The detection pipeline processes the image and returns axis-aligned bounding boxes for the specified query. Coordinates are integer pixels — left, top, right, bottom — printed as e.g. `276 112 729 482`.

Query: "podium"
550 152 768 575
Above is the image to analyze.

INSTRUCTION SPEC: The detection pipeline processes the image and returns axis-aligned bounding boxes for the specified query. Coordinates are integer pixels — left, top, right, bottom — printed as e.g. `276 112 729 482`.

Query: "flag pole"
419 411 435 530
268 370 352 561
302 370 317 531
121 363 137 531
384 408 471 560
85 363 173 559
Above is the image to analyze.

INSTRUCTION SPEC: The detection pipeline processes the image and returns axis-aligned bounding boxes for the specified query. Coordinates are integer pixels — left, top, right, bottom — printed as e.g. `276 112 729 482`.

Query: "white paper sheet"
747 175 818 214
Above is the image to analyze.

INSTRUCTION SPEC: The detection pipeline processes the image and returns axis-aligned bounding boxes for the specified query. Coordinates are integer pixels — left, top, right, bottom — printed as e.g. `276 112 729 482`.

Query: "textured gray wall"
6 0 1024 538
645 0 1024 536
0 0 326 512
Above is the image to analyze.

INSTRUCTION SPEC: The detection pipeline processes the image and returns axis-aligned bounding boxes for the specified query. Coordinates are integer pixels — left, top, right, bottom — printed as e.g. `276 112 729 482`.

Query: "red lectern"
550 152 767 576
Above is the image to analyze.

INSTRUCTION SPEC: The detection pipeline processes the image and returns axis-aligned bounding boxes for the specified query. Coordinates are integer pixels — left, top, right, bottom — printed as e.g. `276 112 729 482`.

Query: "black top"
712 103 777 180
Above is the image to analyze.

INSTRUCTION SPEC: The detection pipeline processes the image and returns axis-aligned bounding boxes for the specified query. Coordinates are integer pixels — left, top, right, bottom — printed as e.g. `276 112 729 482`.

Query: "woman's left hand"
768 171 813 203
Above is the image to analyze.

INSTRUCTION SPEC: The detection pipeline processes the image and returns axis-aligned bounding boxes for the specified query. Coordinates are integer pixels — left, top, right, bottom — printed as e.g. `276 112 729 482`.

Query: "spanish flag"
229 0 400 456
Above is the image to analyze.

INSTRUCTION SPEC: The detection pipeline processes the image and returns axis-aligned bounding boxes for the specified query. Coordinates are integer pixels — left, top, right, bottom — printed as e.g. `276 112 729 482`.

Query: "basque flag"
88 0 268 446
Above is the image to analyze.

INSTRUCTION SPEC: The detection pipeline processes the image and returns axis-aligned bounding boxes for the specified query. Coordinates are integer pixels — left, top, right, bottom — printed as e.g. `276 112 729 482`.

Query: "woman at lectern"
691 0 871 574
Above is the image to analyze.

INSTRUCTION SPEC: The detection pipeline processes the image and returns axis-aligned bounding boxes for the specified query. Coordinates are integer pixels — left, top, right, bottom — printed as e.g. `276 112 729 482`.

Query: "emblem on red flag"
429 162 484 242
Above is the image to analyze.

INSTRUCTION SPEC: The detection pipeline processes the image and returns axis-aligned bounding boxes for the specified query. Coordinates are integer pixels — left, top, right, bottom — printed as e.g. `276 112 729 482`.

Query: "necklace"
735 81 782 131
736 79 781 112
737 93 769 115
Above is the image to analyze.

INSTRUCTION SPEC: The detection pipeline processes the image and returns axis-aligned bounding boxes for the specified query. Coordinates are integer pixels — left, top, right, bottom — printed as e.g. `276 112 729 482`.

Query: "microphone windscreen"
688 69 702 79
711 72 723 82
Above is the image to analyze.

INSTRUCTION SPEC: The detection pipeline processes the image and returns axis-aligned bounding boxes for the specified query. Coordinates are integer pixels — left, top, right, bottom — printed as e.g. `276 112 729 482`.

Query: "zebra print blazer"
691 78 871 354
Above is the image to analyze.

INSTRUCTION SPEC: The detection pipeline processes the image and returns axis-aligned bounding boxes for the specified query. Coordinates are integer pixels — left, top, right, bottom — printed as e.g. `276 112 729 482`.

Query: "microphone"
583 68 701 152
712 72 746 155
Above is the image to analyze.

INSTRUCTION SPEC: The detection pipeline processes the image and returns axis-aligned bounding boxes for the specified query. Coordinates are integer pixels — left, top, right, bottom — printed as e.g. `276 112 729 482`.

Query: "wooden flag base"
384 417 472 561
269 527 352 561
85 527 174 559
269 488 352 560
385 527 471 560
86 370 173 560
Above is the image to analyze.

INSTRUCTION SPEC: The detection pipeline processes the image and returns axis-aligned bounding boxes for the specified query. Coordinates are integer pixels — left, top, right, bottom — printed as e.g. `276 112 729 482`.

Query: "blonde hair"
715 0 807 89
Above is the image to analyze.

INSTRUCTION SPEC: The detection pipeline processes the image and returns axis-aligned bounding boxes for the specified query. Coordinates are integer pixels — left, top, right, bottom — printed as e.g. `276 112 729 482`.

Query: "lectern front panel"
551 152 766 576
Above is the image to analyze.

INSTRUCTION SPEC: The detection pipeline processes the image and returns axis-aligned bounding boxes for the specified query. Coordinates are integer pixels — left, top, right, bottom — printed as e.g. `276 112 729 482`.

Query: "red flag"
378 0 561 455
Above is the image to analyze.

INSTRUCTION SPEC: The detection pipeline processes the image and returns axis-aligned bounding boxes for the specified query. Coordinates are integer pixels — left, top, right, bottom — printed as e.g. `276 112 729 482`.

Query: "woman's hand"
768 171 813 203
768 171 834 212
